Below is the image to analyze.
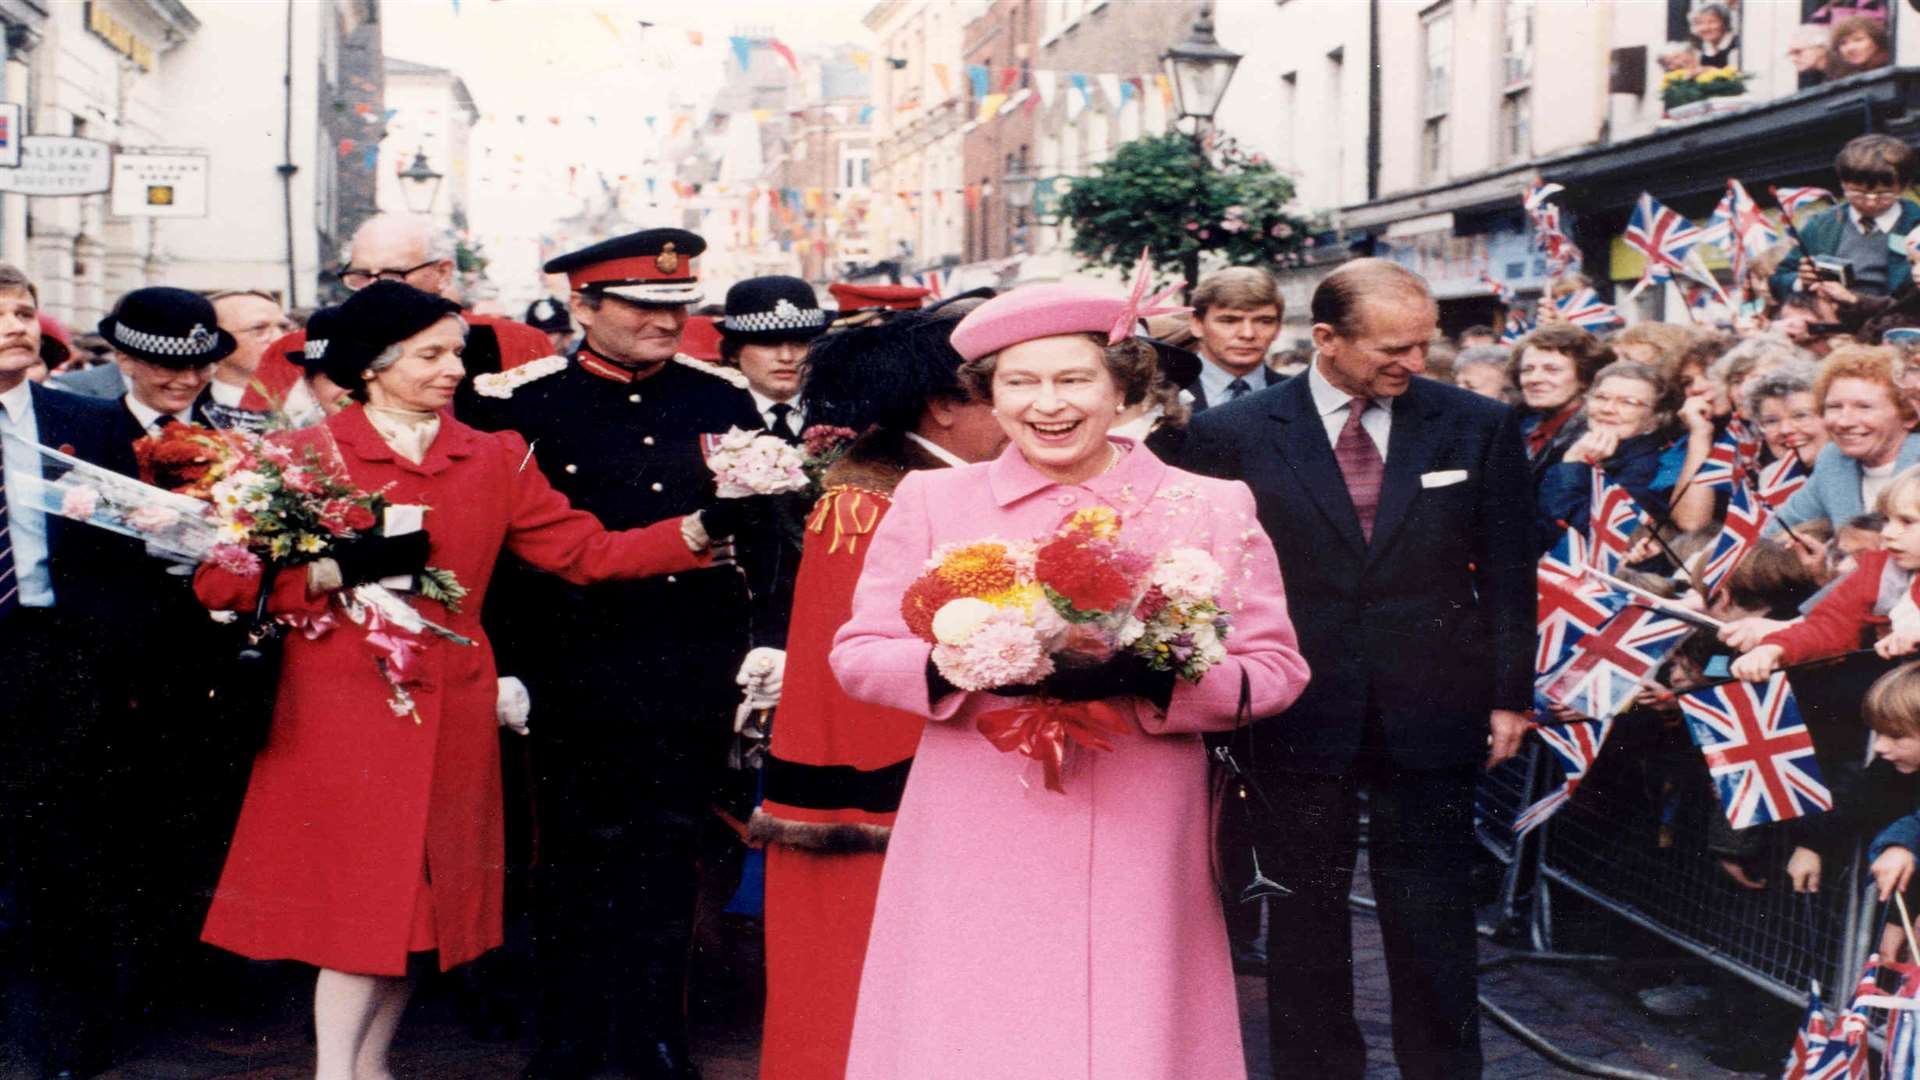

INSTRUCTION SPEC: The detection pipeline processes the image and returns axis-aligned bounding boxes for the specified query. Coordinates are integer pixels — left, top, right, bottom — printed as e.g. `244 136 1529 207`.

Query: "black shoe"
619 1038 702 1080
520 1043 603 1080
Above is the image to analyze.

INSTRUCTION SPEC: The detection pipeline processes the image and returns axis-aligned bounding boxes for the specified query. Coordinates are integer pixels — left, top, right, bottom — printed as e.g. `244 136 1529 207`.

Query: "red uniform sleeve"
480 317 557 369
194 559 331 618
1762 549 1889 665
497 430 711 583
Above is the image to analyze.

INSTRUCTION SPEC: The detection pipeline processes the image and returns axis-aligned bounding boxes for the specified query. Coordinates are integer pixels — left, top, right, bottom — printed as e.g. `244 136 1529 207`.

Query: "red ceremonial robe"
195 405 708 976
753 432 944 1080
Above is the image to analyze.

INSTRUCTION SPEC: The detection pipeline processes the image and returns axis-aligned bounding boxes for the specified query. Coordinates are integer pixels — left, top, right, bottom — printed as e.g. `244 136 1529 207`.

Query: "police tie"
1227 377 1252 401
768 402 798 442
1334 397 1384 542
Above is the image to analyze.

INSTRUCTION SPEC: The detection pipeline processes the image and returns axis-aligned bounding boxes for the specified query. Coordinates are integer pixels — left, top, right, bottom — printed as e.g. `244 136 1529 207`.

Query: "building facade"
864 0 983 280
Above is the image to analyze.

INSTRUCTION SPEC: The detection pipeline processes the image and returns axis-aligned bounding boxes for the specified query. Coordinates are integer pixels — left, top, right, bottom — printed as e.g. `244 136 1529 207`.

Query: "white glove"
734 647 785 733
496 676 531 736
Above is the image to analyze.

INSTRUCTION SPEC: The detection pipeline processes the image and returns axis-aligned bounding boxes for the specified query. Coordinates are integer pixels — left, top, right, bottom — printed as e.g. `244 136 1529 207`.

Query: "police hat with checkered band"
543 228 706 308
719 275 828 343
97 287 236 369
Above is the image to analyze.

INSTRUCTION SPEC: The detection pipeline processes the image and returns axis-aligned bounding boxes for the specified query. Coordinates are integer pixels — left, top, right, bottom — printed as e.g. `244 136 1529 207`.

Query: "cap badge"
772 298 800 319
655 242 679 274
187 324 216 352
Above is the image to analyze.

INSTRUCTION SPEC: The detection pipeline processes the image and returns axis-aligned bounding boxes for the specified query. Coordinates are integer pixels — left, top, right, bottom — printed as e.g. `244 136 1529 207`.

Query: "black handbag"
1210 670 1291 904
207 562 286 751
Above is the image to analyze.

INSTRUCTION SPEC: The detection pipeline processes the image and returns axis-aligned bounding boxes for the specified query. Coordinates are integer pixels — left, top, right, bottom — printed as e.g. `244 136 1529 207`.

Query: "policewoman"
470 229 763 1079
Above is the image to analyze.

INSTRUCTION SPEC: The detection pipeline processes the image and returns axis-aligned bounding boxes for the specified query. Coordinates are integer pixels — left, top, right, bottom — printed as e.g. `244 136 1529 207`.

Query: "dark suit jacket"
1187 363 1283 413
30 382 143 624
1181 373 1536 774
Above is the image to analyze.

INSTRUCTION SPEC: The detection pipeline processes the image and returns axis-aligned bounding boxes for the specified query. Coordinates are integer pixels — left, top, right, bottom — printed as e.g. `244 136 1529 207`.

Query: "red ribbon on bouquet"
975 699 1133 794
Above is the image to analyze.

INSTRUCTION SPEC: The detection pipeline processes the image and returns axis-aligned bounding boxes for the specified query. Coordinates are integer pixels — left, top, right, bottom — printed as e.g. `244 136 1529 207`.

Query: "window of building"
1327 48 1345 196
1421 6 1451 183
839 148 871 190
1503 0 1535 88
1499 92 1531 164
1422 117 1448 182
1278 71 1297 172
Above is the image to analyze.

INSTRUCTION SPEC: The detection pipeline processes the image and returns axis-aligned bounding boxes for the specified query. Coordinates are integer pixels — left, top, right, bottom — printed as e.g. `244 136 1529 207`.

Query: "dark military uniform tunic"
471 349 762 1058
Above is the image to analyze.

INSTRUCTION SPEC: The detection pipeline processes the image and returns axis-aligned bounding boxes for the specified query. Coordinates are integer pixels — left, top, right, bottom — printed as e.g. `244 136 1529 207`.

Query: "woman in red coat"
752 304 1005 1079
194 284 721 1080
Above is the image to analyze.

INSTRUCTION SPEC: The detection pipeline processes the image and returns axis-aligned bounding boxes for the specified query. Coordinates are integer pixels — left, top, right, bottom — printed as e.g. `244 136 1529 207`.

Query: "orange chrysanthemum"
933 542 1019 596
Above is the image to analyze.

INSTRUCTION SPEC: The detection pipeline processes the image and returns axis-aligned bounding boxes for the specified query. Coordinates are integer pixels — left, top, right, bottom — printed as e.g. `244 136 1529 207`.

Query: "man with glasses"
1772 135 1920 303
203 288 293 431
241 213 556 418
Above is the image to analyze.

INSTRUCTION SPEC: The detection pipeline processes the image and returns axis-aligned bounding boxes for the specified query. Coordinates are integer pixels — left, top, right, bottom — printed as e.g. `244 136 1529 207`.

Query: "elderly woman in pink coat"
829 282 1310 1080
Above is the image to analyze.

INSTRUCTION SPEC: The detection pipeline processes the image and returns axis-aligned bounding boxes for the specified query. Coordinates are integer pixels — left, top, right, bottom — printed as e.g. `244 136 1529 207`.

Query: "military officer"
471 228 763 1080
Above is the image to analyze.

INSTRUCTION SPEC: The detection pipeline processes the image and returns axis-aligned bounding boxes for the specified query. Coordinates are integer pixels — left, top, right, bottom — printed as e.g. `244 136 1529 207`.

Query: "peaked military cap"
544 228 705 307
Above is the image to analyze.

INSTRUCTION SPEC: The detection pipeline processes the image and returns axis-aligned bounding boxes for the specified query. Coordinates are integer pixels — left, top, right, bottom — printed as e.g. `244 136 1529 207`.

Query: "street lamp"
1003 171 1037 255
397 148 444 214
1161 3 1242 131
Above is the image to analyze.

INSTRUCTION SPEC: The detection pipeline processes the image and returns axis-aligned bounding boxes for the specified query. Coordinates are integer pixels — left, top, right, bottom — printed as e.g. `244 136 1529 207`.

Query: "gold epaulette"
807 484 890 555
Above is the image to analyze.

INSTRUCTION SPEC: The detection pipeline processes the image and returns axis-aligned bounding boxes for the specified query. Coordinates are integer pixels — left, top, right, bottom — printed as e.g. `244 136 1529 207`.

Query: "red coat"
195 406 708 975
241 314 553 412
1761 547 1894 666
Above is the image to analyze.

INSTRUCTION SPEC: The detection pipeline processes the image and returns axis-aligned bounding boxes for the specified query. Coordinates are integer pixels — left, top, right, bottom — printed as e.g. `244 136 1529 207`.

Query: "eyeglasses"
1841 184 1902 201
1587 391 1652 410
336 260 441 290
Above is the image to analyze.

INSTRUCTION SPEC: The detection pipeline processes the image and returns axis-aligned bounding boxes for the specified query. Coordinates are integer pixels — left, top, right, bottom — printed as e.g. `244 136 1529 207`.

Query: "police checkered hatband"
722 298 827 334
304 338 329 360
112 320 221 358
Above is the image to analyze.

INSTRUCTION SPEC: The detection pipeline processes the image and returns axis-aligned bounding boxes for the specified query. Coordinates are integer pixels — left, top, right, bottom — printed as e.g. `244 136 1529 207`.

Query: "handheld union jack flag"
1729 414 1763 469
1758 454 1810 510
1699 477 1768 594
1773 186 1835 219
1781 984 1827 1080
1479 271 1516 305
1537 529 1628 676
1678 673 1831 830
1512 715 1614 836
1541 604 1694 720
1703 179 1780 288
1625 192 1724 301
1691 429 1743 494
1499 308 1534 345
1588 470 1643 572
1523 179 1581 272
1554 287 1623 332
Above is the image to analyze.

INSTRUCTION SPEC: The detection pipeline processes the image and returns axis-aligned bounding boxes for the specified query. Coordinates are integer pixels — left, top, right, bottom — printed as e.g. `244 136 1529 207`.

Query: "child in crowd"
1839 511 1887 576
1771 135 1920 303
1867 662 1920 905
1730 469 1920 681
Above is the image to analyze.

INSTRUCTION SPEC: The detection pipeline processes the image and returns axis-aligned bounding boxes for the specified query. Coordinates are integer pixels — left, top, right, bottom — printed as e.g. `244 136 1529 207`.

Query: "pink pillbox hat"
949 284 1125 362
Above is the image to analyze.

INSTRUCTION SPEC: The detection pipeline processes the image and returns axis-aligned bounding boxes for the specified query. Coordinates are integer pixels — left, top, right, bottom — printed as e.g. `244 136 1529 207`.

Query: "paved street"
1 878 1781 1080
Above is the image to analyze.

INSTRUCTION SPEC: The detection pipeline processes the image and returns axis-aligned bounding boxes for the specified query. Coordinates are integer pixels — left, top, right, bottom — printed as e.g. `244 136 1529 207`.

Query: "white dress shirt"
749 389 804 435
123 393 191 433
209 378 246 408
1307 356 1392 457
1850 202 1905 235
0 379 54 606
1195 353 1264 408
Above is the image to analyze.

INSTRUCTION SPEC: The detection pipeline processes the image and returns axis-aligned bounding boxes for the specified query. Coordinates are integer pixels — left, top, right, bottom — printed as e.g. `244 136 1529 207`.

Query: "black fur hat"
801 306 974 434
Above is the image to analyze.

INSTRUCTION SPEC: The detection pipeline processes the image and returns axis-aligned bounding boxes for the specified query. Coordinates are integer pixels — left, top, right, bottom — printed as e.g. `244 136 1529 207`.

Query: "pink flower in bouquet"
126 504 183 533
283 466 325 496
208 542 262 576
58 486 99 521
932 608 1055 692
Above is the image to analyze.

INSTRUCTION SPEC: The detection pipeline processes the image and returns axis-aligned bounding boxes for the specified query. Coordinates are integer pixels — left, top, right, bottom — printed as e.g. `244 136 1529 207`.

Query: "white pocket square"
1421 469 1469 489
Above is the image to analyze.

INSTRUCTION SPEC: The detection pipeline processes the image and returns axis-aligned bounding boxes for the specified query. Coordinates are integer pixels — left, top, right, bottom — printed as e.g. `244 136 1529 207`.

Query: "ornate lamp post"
1160 3 1243 134
397 148 444 215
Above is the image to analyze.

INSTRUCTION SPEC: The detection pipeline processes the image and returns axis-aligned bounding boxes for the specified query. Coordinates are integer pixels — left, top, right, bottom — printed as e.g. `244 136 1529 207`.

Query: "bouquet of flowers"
800 424 858 488
701 426 810 497
901 507 1233 790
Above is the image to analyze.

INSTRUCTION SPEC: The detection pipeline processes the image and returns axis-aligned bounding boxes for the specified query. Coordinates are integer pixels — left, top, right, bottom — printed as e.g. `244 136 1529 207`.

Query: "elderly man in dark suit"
1182 258 1535 1079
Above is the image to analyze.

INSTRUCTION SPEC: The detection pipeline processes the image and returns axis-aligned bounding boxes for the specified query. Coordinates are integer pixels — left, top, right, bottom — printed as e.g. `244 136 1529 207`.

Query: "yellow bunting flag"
977 92 1007 122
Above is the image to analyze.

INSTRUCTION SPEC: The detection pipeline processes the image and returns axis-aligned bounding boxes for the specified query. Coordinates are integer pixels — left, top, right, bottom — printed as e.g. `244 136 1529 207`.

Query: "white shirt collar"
1196 353 1261 406
749 389 802 426
124 393 189 432
1307 355 1393 418
0 378 30 424
1850 202 1904 234
209 378 246 407
904 431 969 467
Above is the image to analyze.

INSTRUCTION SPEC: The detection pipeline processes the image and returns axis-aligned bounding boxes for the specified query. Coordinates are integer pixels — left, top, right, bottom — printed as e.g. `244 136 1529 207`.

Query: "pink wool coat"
829 440 1309 1080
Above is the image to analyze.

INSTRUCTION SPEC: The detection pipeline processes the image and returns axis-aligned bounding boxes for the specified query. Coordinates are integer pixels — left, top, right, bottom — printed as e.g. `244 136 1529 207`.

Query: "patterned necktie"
1227 378 1252 401
0 470 16 621
1334 397 1384 541
768 402 797 441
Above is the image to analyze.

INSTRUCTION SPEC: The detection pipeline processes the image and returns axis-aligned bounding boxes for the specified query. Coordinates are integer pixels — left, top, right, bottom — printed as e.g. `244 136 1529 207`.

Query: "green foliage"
1058 132 1308 280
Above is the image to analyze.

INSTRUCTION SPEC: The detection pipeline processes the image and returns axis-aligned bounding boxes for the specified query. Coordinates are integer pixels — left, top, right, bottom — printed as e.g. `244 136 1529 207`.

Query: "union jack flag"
1499 308 1534 345
1678 673 1831 829
1625 192 1721 299
1523 179 1581 272
1523 178 1565 215
1703 179 1780 286
1537 529 1627 675
1480 271 1516 305
1513 715 1614 835
1781 985 1827 1080
1699 477 1767 594
1759 454 1810 509
1773 186 1835 218
1729 414 1763 469
1589 470 1643 572
1554 287 1623 332
1541 604 1694 720
1692 430 1742 493
911 269 946 298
